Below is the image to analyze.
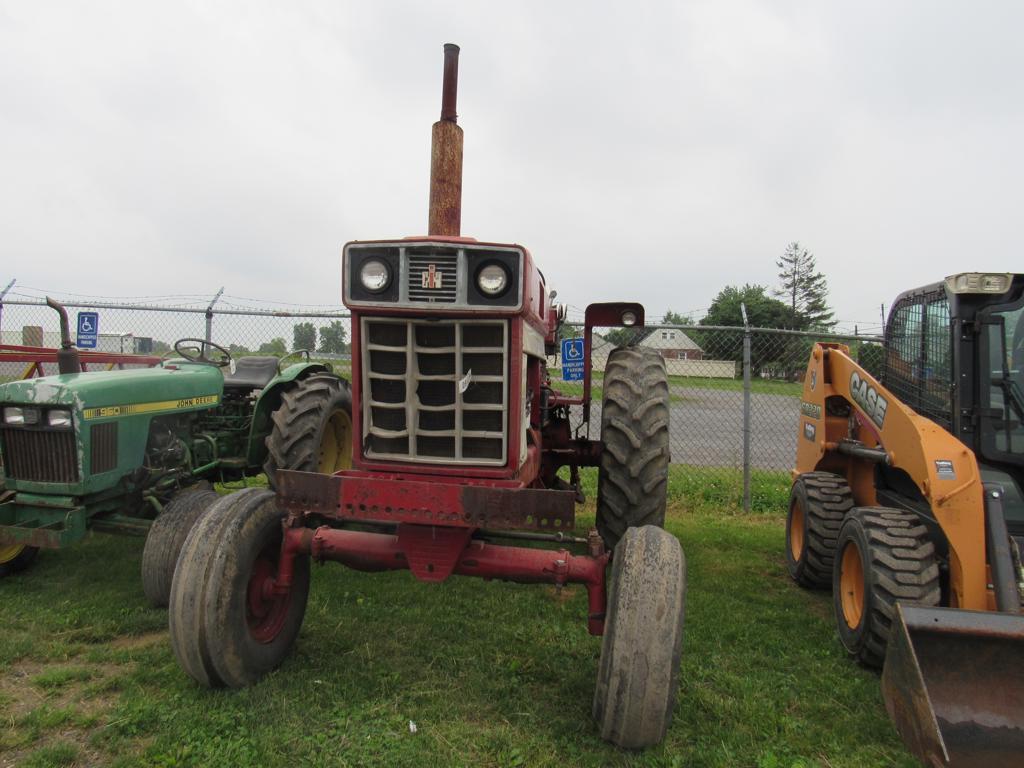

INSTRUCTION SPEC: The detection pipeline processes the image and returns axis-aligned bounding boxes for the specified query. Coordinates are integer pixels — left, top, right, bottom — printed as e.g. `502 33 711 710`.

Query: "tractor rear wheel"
596 347 670 551
169 488 310 688
264 374 353 487
785 472 853 589
0 543 38 577
833 507 940 668
141 487 219 607
593 525 686 749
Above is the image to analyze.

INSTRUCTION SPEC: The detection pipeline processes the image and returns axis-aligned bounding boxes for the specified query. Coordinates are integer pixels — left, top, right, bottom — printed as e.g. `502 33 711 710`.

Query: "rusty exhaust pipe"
45 296 81 375
428 43 463 237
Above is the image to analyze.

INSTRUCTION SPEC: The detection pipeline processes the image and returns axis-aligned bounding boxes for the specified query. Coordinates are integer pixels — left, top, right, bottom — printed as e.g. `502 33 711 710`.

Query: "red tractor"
169 44 685 749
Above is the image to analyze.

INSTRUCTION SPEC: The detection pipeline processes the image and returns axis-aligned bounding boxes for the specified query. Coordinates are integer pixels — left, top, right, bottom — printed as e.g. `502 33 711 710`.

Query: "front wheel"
0 543 39 577
832 507 940 668
141 487 219 608
169 488 310 688
593 525 686 749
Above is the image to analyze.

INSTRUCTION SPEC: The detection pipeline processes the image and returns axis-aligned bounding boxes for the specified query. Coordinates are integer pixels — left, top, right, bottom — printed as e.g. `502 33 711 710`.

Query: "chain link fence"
552 322 883 511
0 297 353 380
1 294 881 512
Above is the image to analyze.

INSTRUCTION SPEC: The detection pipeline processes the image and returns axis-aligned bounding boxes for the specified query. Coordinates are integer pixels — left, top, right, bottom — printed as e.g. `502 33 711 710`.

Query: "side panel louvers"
90 422 118 474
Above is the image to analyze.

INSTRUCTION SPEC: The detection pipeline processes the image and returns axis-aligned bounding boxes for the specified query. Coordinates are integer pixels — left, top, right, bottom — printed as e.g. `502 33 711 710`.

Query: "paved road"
587 385 799 471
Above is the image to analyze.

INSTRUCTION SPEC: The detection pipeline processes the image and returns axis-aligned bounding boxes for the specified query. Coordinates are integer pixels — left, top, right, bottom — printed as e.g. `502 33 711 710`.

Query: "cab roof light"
945 273 1013 295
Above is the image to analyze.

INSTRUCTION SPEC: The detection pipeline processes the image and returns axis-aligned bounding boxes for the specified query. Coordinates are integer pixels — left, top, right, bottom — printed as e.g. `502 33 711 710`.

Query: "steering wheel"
173 338 233 368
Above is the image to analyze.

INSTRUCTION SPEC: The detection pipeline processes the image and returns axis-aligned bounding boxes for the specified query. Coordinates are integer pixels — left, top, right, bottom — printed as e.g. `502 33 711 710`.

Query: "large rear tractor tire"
593 525 686 749
596 348 670 551
264 374 353 487
141 487 219 608
785 472 853 589
833 507 940 668
169 488 310 688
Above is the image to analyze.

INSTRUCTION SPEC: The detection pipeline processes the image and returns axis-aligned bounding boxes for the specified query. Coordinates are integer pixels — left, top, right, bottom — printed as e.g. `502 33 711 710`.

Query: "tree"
699 285 796 376
293 322 317 352
662 309 692 326
318 321 349 354
258 338 287 355
701 284 793 329
775 242 834 330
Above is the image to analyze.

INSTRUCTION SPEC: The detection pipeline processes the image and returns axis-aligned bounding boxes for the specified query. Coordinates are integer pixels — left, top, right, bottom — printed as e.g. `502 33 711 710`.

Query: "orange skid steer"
785 274 1024 767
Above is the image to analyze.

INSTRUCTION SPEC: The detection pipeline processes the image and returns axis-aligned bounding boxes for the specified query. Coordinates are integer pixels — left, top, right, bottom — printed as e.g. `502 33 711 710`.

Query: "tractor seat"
222 356 280 391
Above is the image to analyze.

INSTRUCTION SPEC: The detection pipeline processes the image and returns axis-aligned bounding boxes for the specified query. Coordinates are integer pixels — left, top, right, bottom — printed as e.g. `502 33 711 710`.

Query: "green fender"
245 363 342 467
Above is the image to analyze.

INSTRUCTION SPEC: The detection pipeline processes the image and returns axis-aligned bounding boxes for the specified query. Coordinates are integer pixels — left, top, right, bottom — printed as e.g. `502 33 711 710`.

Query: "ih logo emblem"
421 264 442 289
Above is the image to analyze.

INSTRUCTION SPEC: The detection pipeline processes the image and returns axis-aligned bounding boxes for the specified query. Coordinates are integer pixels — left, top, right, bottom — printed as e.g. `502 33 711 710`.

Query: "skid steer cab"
786 272 1024 767
167 44 685 750
0 298 353 608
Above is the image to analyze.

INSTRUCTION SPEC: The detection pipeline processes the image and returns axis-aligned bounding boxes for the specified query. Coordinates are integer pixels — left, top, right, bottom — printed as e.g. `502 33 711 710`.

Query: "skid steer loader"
785 273 1024 767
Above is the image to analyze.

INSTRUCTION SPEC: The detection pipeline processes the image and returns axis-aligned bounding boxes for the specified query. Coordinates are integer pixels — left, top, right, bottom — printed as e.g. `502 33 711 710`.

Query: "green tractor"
0 299 353 605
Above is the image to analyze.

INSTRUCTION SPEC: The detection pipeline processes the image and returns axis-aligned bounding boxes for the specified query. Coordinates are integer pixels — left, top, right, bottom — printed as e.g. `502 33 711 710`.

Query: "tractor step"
0 497 89 549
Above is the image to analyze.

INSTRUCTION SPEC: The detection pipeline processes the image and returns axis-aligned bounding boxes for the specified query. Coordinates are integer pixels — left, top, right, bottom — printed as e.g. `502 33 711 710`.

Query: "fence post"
0 279 15 338
741 303 751 513
205 287 225 343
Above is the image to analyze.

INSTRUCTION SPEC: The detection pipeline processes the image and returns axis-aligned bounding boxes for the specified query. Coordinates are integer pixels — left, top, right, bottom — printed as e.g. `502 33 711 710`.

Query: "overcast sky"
1 1 1022 332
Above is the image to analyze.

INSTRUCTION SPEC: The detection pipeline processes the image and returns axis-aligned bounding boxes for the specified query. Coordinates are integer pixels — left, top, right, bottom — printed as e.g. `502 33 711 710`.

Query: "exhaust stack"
428 43 463 237
45 297 81 375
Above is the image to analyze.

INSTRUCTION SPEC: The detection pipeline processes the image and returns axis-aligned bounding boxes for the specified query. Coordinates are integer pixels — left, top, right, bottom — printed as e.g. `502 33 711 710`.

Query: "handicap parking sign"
76 311 99 349
561 337 585 381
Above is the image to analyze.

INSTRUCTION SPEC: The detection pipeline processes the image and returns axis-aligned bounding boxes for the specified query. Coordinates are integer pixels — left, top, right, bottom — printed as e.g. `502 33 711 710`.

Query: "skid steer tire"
263 374 353 488
833 507 940 669
785 472 853 589
596 348 670 551
593 525 686 749
141 488 219 608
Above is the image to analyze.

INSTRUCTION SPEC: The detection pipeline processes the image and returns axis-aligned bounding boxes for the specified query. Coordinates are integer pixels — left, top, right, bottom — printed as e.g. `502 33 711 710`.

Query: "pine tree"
775 242 834 329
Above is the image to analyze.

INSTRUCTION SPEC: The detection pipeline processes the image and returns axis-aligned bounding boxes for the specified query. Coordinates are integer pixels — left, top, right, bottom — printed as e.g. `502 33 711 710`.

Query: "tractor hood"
0 364 224 414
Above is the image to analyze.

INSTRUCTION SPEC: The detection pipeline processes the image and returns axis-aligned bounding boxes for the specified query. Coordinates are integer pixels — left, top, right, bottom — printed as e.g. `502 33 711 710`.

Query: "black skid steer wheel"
785 472 853 589
596 347 670 550
833 507 940 668
593 525 687 749
264 374 353 488
141 487 219 608
169 488 310 688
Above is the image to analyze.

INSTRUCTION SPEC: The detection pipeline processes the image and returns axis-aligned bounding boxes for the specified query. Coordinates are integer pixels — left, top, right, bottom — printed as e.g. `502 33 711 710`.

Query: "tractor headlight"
3 407 39 426
47 409 73 428
359 259 392 293
621 310 638 326
476 263 510 296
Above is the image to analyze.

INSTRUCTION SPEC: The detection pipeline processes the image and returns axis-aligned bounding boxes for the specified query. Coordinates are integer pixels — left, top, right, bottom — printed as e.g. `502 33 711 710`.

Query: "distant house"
638 328 704 360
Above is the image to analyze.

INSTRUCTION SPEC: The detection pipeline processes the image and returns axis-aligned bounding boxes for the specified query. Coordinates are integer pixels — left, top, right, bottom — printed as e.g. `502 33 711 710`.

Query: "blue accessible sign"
76 311 99 349
561 337 585 381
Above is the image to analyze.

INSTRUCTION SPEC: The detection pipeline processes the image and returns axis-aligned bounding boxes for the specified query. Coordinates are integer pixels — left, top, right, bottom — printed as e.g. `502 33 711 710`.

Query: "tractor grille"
0 427 79 483
90 422 118 474
362 317 508 465
407 250 458 303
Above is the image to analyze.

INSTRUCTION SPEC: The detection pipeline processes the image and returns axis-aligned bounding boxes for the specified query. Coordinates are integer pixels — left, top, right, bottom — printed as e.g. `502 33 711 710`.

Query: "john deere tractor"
0 299 352 606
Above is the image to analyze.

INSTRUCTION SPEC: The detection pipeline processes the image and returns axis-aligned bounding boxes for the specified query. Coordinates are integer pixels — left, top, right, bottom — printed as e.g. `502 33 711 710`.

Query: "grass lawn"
0 471 915 768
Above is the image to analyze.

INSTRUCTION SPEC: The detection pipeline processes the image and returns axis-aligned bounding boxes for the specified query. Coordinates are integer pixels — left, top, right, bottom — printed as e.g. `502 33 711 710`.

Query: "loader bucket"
881 604 1024 767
